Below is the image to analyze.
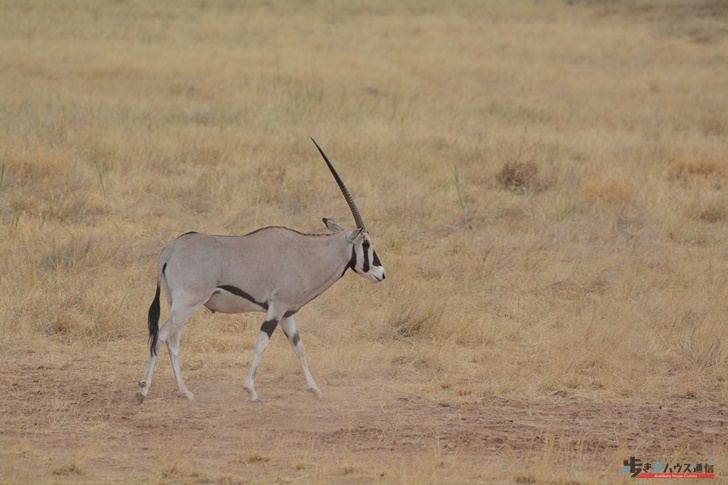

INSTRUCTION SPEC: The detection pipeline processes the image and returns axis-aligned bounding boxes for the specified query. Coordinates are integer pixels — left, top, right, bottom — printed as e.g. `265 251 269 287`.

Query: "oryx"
137 138 385 403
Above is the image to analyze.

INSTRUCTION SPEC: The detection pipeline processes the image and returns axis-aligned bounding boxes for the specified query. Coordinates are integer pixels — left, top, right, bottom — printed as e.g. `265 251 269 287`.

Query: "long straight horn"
311 138 366 231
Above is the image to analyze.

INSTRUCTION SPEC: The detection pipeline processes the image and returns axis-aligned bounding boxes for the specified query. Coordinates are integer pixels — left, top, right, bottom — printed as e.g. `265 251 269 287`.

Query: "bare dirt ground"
2 353 725 483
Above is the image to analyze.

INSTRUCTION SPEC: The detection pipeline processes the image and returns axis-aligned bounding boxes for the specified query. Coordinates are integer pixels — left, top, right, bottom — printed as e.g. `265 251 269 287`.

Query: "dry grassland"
1 0 727 483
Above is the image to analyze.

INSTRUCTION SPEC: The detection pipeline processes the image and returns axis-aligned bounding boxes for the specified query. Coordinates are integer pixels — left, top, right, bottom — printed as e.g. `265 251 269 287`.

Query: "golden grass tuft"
669 152 727 180
4 148 73 182
666 153 728 222
581 176 635 204
387 299 446 340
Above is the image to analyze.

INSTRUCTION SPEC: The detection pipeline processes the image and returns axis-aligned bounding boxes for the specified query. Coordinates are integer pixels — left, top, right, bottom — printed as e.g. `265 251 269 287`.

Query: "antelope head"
312 138 385 284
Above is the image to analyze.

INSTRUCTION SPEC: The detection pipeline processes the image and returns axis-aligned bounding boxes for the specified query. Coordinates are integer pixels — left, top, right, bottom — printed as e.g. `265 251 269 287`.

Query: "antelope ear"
346 227 365 243
323 218 344 233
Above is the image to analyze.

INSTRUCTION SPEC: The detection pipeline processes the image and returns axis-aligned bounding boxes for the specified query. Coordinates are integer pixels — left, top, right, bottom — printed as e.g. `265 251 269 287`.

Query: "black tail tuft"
147 283 161 356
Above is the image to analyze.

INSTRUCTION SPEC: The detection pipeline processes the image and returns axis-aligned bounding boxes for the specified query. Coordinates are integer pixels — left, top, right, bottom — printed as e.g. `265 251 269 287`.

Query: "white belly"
204 288 266 314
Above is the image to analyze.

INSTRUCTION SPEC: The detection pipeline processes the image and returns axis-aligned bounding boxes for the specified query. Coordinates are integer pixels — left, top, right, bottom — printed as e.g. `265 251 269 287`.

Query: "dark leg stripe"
280 326 301 346
260 319 278 338
218 285 268 310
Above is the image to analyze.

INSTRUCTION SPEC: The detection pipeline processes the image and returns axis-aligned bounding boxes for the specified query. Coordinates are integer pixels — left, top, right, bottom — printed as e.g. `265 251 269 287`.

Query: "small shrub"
52 463 84 476
496 161 541 192
244 454 270 464
697 202 727 223
227 453 271 465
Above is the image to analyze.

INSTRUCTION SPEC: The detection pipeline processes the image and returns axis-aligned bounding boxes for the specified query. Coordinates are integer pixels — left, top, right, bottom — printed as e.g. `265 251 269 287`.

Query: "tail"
147 282 161 356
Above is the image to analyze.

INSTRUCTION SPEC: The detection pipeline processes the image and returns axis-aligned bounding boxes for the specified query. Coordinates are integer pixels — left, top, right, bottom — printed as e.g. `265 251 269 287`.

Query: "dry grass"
581 176 635 204
1 0 727 483
671 154 726 177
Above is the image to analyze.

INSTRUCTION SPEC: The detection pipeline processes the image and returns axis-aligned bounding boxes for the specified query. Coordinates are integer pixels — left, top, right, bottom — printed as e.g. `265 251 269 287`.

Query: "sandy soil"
2 361 725 483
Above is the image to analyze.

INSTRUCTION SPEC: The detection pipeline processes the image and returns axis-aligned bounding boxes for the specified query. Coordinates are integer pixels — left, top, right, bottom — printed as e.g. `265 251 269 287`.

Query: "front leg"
244 317 279 402
280 316 322 398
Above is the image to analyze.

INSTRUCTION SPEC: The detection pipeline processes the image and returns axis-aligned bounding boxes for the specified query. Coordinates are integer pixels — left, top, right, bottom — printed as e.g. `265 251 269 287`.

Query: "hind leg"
166 320 193 400
137 301 200 402
137 315 170 403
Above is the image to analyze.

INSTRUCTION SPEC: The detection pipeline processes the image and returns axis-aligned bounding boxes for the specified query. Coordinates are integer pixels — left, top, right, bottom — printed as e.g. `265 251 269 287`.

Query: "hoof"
309 388 323 399
178 391 194 401
244 386 259 403
136 391 146 404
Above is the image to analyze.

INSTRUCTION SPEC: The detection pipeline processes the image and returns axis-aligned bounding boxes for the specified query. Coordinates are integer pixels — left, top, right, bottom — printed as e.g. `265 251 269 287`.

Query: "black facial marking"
372 250 382 267
260 319 278 338
341 244 356 278
218 285 268 310
349 244 357 269
362 244 370 273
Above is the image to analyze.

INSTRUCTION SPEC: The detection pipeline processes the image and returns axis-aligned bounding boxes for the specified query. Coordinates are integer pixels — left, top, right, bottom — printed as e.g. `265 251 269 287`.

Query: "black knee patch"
260 319 278 338
291 332 300 346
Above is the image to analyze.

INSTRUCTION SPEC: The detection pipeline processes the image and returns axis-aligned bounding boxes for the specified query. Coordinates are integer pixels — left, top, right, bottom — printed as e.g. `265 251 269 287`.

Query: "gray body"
198 227 358 315
137 140 385 403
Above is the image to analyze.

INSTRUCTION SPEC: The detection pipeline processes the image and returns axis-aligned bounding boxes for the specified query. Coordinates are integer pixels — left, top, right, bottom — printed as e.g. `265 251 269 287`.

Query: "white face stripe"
351 234 385 282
